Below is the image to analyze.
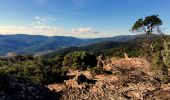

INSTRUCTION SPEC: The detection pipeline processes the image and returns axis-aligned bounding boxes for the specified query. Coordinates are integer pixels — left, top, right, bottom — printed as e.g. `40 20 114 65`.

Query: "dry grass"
104 57 151 75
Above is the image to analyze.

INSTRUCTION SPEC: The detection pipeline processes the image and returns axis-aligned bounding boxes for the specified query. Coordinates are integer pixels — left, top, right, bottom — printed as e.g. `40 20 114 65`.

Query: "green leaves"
162 41 170 68
132 15 162 34
144 15 162 27
62 51 97 70
132 18 144 32
132 15 163 62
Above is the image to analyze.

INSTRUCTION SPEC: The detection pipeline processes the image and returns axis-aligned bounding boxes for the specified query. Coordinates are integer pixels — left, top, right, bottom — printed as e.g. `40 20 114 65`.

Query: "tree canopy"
132 15 163 36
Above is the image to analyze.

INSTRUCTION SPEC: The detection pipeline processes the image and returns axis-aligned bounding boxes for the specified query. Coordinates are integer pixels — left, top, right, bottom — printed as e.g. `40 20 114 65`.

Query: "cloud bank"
0 16 122 38
72 27 98 34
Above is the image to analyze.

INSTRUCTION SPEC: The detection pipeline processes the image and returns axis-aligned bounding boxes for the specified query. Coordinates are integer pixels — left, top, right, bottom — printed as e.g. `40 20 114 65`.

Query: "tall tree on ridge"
131 15 163 60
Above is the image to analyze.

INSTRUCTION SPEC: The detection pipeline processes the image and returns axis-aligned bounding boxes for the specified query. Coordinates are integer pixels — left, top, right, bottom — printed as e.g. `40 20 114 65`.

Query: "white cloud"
0 16 68 36
30 16 59 32
34 16 55 22
0 24 128 38
0 16 126 38
72 27 98 34
0 25 67 36
0 25 116 38
32 16 55 26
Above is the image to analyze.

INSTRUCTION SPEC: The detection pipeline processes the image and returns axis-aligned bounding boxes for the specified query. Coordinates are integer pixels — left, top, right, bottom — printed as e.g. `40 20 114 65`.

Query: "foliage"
62 51 97 70
0 34 138 55
0 55 67 85
132 15 162 35
132 15 163 61
0 52 97 85
45 38 147 59
44 41 122 59
44 34 165 59
162 41 170 68
89 67 104 75
0 35 169 86
150 51 165 70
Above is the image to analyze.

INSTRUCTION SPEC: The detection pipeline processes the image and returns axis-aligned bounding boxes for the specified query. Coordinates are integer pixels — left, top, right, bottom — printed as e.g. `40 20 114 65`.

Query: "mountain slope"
44 34 163 58
43 41 125 58
0 34 142 55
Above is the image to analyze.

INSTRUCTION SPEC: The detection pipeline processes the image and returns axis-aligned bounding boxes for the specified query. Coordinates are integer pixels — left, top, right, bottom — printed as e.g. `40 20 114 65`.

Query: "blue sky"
0 0 169 38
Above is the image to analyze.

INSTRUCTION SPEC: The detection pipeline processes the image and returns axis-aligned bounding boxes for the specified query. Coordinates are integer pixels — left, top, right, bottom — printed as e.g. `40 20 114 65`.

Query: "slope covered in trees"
0 34 141 55
1 15 170 99
44 34 162 58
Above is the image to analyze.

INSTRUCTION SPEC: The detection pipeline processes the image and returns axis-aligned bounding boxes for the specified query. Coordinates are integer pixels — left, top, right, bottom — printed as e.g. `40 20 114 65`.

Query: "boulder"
0 74 59 100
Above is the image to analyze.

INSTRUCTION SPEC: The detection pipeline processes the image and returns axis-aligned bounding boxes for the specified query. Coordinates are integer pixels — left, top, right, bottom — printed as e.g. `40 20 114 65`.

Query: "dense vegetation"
62 51 97 70
0 34 139 55
162 40 170 68
0 51 97 85
1 33 170 100
44 41 123 58
44 34 162 58
1 34 168 84
1 15 170 99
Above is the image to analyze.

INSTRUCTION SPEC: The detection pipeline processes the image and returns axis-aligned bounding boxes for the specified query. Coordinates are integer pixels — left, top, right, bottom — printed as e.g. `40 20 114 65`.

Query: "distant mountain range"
44 34 163 58
0 34 143 55
43 41 123 58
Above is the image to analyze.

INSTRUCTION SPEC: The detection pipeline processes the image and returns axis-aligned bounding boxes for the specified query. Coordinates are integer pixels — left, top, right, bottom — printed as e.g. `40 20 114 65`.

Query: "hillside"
0 34 170 99
44 34 163 58
0 34 141 56
0 0 169 99
44 41 123 58
48 57 170 99
2 55 170 99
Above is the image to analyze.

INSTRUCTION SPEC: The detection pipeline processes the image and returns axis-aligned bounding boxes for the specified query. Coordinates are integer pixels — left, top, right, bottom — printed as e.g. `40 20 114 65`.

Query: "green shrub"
48 55 64 73
90 67 104 75
162 41 170 68
150 51 165 70
0 55 68 85
62 51 97 70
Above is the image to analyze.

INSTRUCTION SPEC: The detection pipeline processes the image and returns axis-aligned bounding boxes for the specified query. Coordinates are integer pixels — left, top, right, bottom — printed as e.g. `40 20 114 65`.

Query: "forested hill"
44 34 164 58
0 34 142 55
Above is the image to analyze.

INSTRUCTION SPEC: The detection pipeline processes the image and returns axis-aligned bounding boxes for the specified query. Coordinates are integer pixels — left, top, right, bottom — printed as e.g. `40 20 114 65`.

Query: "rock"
145 90 170 99
77 74 96 84
48 84 66 92
125 90 141 99
97 54 105 67
106 57 151 76
0 74 59 100
161 83 170 91
168 69 170 76
124 53 129 60
65 79 86 89
47 57 170 100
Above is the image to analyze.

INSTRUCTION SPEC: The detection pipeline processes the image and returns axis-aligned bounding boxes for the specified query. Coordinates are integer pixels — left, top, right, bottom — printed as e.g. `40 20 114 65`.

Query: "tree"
62 51 97 70
132 15 163 37
131 15 163 60
48 55 64 72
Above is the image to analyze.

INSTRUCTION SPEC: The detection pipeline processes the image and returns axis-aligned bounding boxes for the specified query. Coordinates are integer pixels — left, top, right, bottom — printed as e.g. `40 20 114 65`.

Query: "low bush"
62 51 97 70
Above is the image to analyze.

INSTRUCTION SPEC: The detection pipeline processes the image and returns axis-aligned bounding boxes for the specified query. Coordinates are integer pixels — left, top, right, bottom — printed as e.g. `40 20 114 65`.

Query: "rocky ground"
48 57 170 100
1 56 170 100
0 74 60 100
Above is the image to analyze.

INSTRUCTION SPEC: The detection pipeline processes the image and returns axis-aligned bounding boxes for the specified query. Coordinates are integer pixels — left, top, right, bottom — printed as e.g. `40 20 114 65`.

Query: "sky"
0 0 169 38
